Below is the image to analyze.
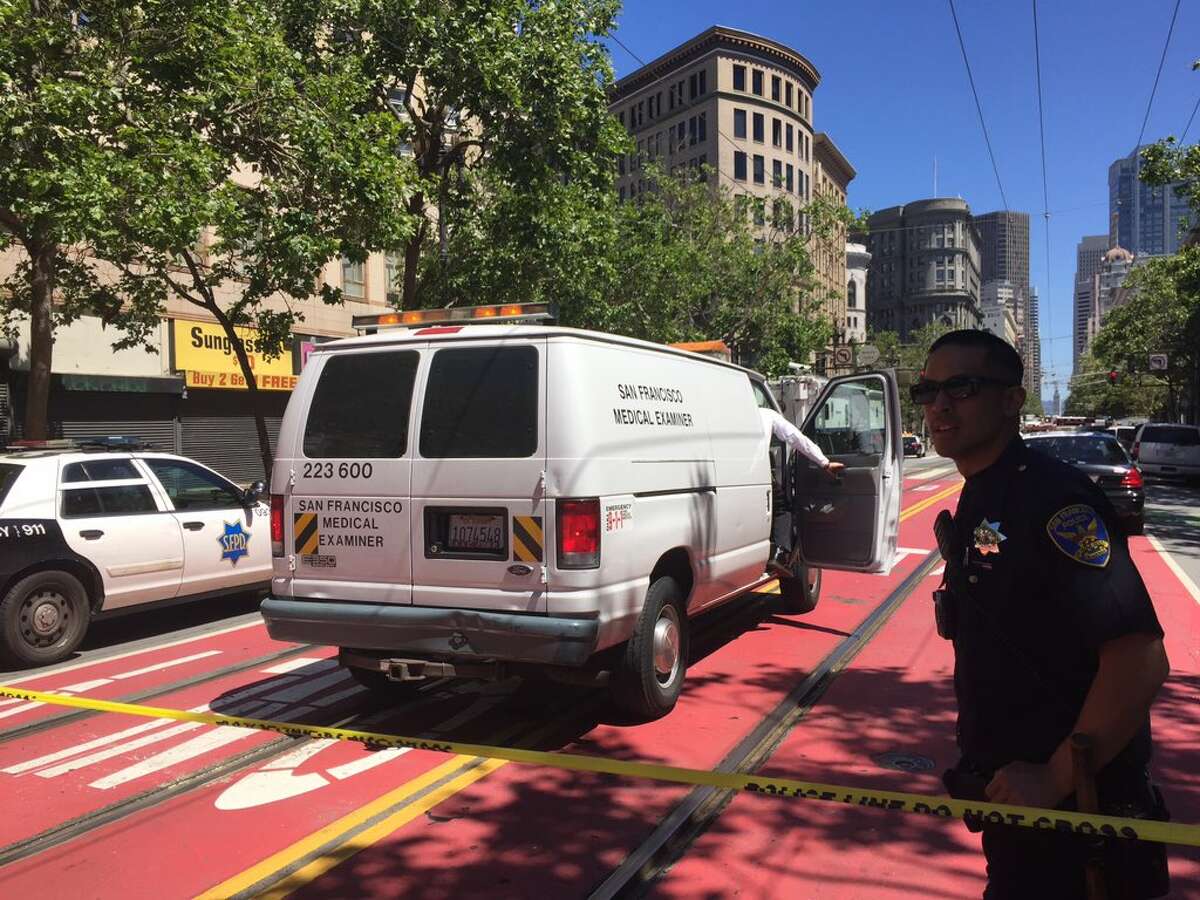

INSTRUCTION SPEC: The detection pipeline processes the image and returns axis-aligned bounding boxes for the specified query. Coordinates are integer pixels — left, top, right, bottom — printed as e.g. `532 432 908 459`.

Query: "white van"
261 307 902 718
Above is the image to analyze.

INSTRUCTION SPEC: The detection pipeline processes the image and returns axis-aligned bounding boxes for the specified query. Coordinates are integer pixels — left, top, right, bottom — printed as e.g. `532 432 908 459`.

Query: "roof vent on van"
352 302 557 333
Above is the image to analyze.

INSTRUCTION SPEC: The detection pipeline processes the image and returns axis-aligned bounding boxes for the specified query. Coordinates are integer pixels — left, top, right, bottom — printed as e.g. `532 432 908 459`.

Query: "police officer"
916 329 1170 899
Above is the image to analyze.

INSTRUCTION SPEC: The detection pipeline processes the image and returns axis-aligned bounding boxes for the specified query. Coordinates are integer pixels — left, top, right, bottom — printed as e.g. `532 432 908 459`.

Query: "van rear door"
288 347 422 604
793 371 902 573
409 339 547 613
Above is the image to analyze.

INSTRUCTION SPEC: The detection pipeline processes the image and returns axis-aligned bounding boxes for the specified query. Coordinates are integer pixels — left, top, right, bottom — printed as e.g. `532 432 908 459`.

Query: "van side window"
420 346 538 458
304 351 419 458
750 380 775 409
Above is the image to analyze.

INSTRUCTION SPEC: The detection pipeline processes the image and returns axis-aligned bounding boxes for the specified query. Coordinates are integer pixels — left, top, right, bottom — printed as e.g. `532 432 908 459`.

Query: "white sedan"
0 441 270 667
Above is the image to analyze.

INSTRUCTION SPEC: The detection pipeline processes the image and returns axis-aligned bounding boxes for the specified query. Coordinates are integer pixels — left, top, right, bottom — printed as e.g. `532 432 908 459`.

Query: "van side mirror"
243 480 267 505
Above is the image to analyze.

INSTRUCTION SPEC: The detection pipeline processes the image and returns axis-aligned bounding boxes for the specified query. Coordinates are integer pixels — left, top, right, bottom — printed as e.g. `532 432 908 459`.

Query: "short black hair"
926 329 1023 384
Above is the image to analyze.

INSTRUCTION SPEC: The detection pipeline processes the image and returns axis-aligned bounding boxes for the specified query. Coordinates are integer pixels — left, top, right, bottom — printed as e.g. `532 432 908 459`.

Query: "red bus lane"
0 621 300 734
656 534 1200 898
0 481 960 898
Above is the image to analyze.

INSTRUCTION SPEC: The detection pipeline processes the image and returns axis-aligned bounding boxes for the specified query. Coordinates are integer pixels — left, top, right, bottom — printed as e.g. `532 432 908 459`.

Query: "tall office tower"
1109 146 1195 257
1073 235 1108 370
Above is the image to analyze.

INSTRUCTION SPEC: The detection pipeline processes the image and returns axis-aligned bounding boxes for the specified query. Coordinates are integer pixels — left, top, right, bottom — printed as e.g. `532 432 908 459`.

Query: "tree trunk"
22 240 57 441
400 191 425 310
208 302 273 483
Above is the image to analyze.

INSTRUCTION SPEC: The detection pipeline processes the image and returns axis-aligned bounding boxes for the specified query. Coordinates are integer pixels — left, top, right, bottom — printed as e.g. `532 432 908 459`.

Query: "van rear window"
419 346 538 458
304 351 419 458
1140 425 1199 445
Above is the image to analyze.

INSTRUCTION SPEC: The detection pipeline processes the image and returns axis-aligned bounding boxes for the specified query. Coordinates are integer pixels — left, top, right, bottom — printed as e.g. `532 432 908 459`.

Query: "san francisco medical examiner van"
261 304 902 718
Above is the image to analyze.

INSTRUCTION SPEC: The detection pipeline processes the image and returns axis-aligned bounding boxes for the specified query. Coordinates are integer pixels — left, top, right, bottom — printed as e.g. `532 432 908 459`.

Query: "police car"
261 304 902 719
0 438 271 667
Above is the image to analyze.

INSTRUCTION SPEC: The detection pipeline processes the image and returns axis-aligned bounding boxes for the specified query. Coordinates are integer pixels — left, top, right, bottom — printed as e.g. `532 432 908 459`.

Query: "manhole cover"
872 751 935 772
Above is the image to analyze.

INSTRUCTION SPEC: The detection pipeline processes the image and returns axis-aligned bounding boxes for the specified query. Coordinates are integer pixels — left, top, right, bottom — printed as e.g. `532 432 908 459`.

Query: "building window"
773 159 783 187
786 163 794 193
771 75 781 101
752 112 764 142
618 110 624 128
753 154 765 184
772 118 782 148
753 199 765 226
677 121 685 148
734 108 747 139
786 124 794 153
734 151 747 181
341 258 365 299
688 116 697 146
752 69 763 96
786 82 793 108
697 112 707 143
848 280 857 308
689 72 698 100
619 186 626 201
618 155 625 176
733 65 746 92
385 253 401 301
774 199 792 230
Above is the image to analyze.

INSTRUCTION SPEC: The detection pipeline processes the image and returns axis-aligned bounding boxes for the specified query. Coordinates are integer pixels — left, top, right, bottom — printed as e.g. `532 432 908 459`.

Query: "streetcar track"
589 549 943 899
0 643 319 745
0 676 484 868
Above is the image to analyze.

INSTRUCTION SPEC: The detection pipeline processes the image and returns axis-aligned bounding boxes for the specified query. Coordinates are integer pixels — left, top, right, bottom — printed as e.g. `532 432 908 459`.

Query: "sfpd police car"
0 439 271 667
262 304 902 718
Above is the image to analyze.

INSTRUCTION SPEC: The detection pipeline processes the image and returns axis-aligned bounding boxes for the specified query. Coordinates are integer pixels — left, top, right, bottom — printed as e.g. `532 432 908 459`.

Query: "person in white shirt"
759 407 845 475
759 407 844 575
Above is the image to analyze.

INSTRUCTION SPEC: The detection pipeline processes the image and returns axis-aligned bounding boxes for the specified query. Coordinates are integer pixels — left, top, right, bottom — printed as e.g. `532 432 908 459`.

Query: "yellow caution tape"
2 684 1196 848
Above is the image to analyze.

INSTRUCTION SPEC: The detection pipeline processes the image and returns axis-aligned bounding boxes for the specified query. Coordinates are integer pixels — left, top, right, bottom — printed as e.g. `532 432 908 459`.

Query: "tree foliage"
295 0 627 310
1063 350 1166 419
1 0 415 471
866 322 953 432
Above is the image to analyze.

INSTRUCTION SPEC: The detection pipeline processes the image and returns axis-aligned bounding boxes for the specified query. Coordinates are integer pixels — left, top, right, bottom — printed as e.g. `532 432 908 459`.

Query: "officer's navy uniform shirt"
951 436 1163 787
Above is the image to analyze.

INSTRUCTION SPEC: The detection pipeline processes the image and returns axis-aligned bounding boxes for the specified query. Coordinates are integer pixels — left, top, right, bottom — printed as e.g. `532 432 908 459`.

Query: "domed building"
1084 241 1136 352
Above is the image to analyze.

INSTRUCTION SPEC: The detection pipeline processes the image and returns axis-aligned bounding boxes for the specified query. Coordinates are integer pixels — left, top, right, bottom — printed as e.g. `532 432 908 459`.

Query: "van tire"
612 577 688 720
0 570 91 668
779 562 821 614
346 664 426 700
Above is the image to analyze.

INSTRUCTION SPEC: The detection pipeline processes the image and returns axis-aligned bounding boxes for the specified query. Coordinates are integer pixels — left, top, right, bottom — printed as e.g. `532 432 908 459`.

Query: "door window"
804 380 887 459
0 464 23 508
144 459 243 511
61 485 158 518
304 351 419 458
63 459 141 482
420 346 538 458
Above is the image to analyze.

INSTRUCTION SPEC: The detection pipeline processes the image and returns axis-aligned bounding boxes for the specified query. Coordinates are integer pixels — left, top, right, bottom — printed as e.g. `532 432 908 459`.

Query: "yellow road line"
199 758 489 897
202 478 966 895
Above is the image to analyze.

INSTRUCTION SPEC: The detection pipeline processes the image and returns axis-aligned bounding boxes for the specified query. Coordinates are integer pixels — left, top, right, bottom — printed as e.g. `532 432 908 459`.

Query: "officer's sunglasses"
909 374 1017 405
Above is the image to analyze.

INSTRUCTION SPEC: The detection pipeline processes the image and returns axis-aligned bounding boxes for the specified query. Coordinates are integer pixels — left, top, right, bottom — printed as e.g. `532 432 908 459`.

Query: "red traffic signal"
1107 369 1119 385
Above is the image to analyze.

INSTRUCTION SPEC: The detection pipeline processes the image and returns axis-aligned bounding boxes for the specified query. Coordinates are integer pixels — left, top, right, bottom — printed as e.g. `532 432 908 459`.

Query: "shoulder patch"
1046 504 1110 568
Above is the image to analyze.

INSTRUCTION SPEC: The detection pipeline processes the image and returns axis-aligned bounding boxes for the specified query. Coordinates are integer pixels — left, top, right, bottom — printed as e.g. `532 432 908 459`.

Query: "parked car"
0 439 271 667
1023 431 1144 534
1107 425 1139 452
261 304 904 719
902 434 925 458
1131 423 1200 483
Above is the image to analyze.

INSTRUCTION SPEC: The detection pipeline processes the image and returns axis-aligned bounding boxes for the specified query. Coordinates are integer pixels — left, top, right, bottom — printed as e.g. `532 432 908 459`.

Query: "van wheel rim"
21 589 68 647
653 605 681 684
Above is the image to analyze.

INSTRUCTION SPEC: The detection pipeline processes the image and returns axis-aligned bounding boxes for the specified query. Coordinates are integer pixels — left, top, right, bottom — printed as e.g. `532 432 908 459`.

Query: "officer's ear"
1002 384 1026 417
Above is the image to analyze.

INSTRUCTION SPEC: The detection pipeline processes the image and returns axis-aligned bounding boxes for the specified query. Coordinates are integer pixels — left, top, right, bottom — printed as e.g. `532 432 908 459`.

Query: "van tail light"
558 498 600 569
270 494 285 557
1120 468 1144 489
1130 442 1140 460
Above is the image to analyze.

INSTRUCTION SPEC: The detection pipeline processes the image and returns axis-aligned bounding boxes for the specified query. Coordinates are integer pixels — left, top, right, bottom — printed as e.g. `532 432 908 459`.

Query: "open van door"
793 371 901 573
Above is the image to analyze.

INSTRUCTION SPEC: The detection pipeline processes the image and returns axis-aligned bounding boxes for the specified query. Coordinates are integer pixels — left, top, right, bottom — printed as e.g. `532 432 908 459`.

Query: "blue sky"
606 0 1200 403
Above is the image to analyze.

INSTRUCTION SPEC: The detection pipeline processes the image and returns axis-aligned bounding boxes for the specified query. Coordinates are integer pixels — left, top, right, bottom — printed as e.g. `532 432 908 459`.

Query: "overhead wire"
1181 93 1200 144
1133 0 1182 154
947 0 1009 211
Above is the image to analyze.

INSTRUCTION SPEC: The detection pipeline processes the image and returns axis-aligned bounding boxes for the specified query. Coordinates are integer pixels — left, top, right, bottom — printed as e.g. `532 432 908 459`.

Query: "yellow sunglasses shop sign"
171 320 298 392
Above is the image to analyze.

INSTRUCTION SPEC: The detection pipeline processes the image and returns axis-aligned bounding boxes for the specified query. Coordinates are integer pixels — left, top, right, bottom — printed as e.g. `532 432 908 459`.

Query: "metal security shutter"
60 418 178 453
181 413 283 485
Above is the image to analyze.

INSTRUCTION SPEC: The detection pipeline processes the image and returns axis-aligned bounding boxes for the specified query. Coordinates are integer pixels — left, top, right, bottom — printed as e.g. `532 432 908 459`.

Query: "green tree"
301 0 627 310
1 1 415 474
0 1 210 439
866 322 953 432
1063 351 1165 419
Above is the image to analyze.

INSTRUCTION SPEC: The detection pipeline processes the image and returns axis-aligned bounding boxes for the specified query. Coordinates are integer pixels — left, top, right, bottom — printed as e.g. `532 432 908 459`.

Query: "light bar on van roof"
351 302 557 332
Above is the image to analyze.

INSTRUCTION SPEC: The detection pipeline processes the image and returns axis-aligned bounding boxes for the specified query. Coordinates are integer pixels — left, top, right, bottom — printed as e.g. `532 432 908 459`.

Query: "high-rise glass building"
1108 147 1195 257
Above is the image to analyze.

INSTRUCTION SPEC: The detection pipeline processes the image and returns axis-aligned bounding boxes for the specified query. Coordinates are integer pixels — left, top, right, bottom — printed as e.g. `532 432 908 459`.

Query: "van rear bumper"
260 597 599 667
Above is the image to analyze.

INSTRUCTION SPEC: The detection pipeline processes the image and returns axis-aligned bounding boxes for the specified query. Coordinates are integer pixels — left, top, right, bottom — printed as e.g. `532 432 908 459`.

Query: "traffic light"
1107 369 1119 385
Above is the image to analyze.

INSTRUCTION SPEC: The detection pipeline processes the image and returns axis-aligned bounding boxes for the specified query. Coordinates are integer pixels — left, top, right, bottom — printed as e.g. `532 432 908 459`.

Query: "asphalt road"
1143 476 1200 597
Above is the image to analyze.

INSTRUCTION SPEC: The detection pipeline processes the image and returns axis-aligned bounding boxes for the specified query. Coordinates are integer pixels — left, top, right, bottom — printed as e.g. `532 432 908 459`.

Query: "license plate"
447 514 504 551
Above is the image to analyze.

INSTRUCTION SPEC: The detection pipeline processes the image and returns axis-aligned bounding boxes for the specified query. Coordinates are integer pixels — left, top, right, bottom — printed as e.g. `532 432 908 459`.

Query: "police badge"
973 519 1006 556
